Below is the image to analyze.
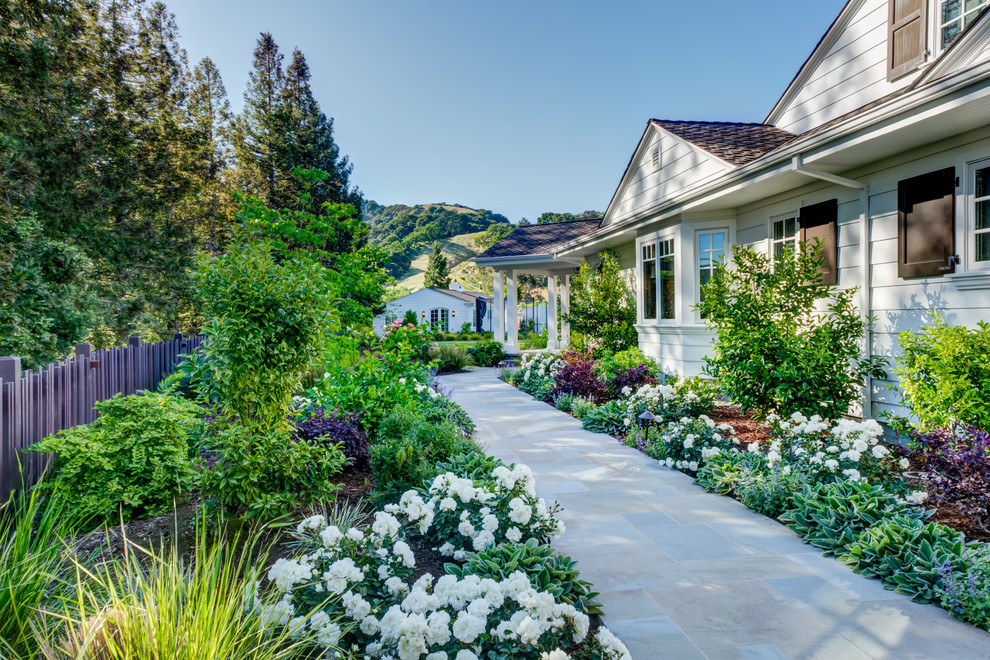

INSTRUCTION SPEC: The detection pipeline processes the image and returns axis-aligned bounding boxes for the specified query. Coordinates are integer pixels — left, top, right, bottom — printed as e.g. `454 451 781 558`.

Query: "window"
698 230 726 315
888 0 927 79
430 307 450 332
771 214 799 261
642 243 657 320
971 160 990 265
940 0 989 49
897 167 956 278
659 239 675 320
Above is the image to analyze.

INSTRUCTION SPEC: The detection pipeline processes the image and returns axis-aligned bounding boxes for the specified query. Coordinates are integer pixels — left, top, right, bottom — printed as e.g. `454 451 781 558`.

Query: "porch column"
560 274 571 348
505 270 520 354
546 275 559 350
492 270 505 343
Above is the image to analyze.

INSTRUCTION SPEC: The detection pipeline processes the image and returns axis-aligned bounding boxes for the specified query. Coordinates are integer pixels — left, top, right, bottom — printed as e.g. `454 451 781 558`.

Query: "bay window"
698 230 726 315
639 237 675 322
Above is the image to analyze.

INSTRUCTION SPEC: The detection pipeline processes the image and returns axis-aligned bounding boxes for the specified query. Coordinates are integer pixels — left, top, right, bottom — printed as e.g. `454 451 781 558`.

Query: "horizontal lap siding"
638 328 714 377
775 0 918 134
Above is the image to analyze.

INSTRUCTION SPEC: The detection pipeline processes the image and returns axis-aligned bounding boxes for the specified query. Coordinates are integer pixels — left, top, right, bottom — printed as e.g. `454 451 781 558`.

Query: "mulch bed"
708 403 771 446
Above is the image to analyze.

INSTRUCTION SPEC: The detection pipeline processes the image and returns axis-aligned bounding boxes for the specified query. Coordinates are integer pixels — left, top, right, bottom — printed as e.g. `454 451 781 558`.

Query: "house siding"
774 0 920 134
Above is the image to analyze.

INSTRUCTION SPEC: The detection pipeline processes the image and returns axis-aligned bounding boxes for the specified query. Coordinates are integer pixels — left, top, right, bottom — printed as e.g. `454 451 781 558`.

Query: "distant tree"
424 243 451 289
475 223 514 250
384 286 411 303
518 217 531 226
536 210 601 224
403 309 418 326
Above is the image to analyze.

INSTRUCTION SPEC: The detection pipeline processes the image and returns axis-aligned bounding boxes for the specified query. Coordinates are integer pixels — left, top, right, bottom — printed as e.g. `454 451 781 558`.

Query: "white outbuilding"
374 287 493 335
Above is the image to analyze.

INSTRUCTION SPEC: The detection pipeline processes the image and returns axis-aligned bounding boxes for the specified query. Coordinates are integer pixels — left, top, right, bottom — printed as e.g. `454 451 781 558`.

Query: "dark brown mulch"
709 403 771 447
409 536 457 583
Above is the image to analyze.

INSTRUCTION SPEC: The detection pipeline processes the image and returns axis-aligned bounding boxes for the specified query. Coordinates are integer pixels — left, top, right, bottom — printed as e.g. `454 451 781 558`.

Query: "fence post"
0 357 23 499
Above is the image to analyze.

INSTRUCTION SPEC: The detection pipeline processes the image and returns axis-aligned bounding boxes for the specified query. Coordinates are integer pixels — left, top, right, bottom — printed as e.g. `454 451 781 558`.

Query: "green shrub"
620 376 718 429
447 538 603 615
581 400 627 435
31 393 203 524
641 415 737 472
938 550 990 630
781 481 932 555
419 391 475 437
202 424 348 520
370 402 480 501
554 392 577 413
429 344 473 373
736 468 809 518
466 339 505 367
157 348 219 405
570 396 597 420
695 451 765 497
563 252 637 355
594 348 659 383
838 515 974 603
696 242 886 419
888 314 990 433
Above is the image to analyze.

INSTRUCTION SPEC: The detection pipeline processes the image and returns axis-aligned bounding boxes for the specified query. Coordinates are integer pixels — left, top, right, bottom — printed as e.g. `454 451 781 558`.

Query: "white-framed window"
430 307 450 332
698 229 727 316
638 236 676 322
969 158 990 268
770 213 799 261
940 0 989 49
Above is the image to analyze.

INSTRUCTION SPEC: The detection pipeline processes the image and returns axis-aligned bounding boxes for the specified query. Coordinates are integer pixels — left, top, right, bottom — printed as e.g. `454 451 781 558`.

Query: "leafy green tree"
475 223 514 250
536 210 600 224
564 252 637 355
696 242 886 419
424 243 451 289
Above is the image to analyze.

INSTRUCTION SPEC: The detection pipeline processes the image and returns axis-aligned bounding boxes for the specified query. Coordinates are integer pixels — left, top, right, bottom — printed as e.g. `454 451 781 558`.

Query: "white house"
474 0 990 422
374 287 492 335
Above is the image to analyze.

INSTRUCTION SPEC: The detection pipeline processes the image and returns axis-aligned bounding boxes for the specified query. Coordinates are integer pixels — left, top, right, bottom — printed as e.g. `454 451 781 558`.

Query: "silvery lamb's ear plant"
446 538 603 615
838 515 975 603
781 481 932 555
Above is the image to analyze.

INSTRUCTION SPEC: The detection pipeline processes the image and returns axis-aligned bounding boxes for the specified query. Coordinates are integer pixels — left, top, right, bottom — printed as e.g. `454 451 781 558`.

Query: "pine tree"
232 32 287 206
187 56 236 252
424 243 451 289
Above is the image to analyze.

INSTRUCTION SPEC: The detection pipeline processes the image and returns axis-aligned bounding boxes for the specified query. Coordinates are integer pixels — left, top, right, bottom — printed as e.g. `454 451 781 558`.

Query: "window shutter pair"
888 0 927 80
897 167 956 278
799 199 839 285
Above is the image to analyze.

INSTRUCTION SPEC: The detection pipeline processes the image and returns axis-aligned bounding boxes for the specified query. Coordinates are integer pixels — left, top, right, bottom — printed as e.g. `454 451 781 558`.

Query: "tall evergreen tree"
424 243 451 289
232 32 286 206
186 56 236 252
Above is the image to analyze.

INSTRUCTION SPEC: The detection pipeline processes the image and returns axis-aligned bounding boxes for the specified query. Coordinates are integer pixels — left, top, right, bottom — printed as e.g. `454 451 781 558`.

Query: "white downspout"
790 155 873 420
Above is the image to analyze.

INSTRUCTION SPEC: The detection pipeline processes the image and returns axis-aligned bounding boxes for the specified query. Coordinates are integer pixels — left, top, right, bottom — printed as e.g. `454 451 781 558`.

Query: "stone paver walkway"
439 368 990 660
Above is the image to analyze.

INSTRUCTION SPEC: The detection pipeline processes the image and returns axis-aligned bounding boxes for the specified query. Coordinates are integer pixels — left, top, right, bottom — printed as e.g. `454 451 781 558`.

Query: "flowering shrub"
620 377 717 432
907 426 990 527
570 397 597 420
518 350 564 401
639 415 737 473
761 413 901 486
392 461 564 560
603 365 657 401
552 349 607 403
594 349 660 399
736 467 810 518
937 550 990 631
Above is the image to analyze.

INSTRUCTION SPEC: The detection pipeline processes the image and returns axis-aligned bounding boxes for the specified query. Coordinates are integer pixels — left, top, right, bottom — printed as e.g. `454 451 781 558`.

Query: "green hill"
395 232 490 292
363 201 511 277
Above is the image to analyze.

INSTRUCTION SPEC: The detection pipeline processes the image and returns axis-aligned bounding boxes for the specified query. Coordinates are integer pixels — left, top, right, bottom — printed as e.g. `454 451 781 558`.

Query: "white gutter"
790 155 873 421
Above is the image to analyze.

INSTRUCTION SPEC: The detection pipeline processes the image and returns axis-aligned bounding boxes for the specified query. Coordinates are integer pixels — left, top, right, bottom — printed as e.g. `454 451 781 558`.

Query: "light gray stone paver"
439 369 990 659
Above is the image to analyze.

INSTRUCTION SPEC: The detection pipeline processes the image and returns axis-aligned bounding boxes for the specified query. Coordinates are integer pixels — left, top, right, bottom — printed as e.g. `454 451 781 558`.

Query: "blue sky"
168 0 848 222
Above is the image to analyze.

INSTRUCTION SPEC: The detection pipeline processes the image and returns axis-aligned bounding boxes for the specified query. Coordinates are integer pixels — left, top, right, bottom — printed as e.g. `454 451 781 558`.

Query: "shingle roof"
474 219 603 259
651 120 798 166
433 288 490 303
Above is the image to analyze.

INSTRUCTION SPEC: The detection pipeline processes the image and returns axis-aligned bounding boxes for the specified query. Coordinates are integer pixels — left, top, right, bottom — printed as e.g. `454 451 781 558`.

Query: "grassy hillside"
395 232 490 292
363 200 511 277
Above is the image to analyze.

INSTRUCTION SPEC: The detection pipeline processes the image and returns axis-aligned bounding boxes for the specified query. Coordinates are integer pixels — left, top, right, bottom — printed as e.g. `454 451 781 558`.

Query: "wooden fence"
0 333 204 501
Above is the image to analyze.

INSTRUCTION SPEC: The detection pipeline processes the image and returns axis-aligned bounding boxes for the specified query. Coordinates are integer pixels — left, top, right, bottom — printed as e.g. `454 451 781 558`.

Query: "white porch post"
492 270 505 343
560 274 571 348
505 270 520 354
546 275 559 350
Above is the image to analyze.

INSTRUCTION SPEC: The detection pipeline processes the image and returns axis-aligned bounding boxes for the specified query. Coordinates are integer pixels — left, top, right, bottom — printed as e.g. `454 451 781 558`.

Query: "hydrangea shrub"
620 377 717 432
639 415 737 473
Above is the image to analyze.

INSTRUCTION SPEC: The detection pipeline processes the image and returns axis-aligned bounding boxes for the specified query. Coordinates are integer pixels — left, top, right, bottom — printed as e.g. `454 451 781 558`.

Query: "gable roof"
474 219 602 259
436 287 490 302
651 120 798 166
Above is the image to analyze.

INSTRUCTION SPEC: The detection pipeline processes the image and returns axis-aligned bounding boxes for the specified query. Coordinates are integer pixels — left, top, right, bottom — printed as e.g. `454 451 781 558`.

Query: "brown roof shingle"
651 120 797 166
475 219 602 259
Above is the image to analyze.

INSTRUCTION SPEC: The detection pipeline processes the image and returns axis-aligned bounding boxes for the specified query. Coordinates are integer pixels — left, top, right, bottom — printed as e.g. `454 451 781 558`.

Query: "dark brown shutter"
888 0 927 80
897 167 956 278
800 199 839 285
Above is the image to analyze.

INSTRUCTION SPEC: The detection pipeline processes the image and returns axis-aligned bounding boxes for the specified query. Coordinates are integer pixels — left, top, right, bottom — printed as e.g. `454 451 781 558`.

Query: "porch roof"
473 218 601 268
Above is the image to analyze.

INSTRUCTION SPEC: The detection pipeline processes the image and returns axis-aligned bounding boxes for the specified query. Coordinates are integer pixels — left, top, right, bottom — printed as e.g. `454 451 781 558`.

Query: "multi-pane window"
975 164 990 263
772 215 799 260
941 0 989 48
698 231 726 314
642 243 657 320
430 307 449 332
658 239 675 320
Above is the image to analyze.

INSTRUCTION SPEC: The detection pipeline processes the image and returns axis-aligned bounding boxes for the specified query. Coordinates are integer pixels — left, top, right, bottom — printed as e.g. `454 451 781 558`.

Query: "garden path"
438 368 990 660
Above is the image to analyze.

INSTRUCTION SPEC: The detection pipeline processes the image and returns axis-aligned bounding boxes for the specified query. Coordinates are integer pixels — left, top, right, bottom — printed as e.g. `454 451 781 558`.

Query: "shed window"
430 307 450 332
897 167 956 278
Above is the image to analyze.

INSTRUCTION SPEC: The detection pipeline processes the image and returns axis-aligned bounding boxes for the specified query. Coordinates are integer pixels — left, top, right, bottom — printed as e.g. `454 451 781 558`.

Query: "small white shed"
374 288 493 335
